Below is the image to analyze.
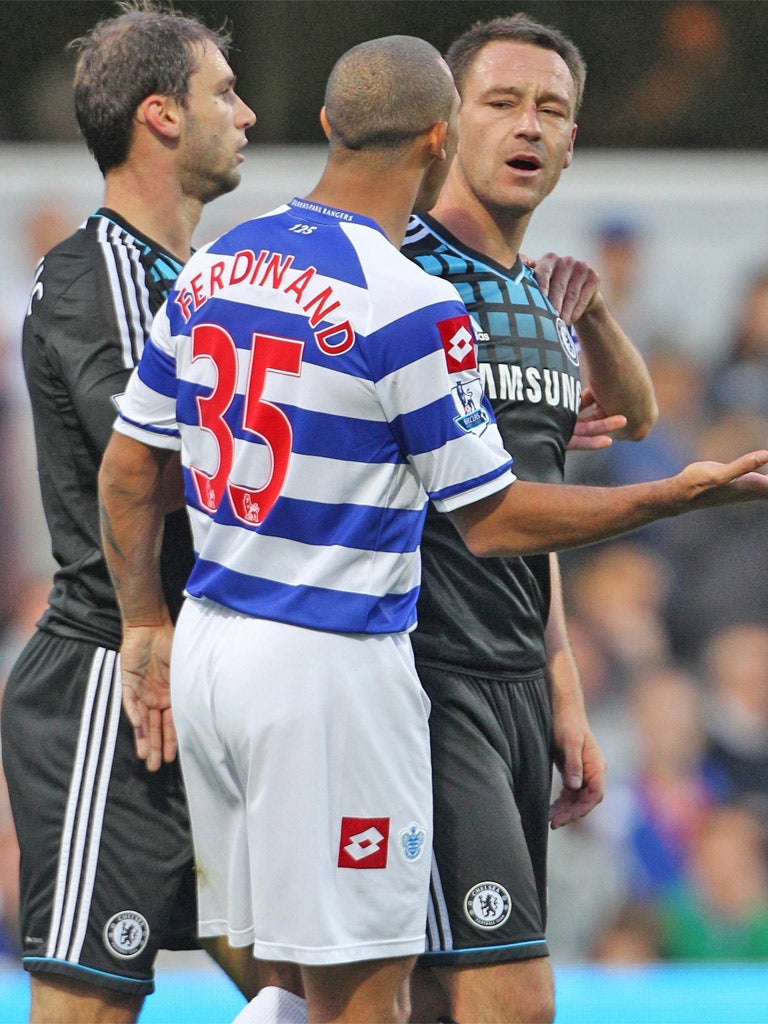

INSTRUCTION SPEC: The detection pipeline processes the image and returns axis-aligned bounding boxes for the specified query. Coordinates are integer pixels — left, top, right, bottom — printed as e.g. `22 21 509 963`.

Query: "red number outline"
189 324 303 526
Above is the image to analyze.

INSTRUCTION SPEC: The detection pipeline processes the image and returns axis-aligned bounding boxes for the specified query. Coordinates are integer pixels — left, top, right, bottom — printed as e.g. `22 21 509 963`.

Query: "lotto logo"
337 816 390 869
437 315 477 373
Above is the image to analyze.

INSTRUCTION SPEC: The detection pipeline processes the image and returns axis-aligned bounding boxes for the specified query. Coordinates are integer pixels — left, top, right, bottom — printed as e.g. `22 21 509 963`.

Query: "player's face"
453 40 577 219
177 43 256 203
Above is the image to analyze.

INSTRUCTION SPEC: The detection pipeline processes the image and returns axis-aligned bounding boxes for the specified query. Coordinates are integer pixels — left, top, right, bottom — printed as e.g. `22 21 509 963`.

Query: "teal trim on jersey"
413 219 526 286
95 208 184 284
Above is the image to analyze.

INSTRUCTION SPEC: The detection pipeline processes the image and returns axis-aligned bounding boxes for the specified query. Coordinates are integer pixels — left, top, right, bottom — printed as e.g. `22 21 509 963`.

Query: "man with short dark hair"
402 13 657 1023
0 4 265 1022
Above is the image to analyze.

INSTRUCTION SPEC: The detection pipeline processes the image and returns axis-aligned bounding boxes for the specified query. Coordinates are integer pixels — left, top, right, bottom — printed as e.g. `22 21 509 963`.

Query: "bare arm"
533 252 658 440
98 431 175 770
449 449 768 558
545 553 606 828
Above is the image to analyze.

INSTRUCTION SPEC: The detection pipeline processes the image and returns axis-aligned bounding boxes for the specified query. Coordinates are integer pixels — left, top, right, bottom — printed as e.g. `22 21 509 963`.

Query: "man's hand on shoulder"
527 251 601 325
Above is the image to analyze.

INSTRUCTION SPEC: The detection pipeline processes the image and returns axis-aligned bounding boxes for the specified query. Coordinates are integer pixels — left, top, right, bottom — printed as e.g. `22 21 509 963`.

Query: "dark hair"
324 35 454 152
70 0 231 174
446 13 586 115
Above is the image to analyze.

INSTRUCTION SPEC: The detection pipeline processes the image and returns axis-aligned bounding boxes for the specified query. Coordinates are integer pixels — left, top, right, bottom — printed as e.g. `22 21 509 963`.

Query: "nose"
236 93 257 130
514 101 542 139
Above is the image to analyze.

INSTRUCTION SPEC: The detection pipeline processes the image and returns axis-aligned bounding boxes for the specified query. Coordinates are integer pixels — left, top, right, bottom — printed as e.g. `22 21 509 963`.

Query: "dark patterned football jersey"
403 213 582 673
23 208 194 647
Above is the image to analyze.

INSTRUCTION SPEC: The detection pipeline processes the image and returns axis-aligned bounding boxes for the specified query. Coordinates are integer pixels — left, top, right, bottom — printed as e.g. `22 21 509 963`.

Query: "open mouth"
507 156 541 172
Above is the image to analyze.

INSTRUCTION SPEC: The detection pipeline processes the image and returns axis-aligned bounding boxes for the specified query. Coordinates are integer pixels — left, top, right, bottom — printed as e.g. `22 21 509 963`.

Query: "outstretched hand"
677 450 768 508
568 387 627 450
120 622 176 771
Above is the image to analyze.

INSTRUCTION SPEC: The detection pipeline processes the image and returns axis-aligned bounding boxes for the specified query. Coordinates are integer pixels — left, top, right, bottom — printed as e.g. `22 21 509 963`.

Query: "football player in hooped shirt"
100 30 768 1024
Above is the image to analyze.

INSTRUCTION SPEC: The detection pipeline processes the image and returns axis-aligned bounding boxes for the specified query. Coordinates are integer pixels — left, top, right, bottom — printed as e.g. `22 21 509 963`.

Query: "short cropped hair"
70 0 231 174
446 14 587 115
324 35 455 151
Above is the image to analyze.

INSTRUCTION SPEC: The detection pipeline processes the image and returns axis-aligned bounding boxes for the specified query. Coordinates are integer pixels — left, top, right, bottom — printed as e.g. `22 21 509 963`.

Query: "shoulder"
37 213 151 291
28 221 105 316
343 219 461 312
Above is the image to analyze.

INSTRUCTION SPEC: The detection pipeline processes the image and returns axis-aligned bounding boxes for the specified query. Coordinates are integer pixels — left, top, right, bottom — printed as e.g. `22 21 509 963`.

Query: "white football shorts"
171 596 433 965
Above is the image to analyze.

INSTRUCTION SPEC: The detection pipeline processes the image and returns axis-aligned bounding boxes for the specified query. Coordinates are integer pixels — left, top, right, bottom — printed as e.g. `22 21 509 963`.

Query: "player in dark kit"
403 14 658 1024
0 4 266 1023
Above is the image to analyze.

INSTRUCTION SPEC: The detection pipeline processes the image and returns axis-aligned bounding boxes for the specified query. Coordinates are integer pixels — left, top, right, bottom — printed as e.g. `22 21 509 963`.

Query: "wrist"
578 289 605 322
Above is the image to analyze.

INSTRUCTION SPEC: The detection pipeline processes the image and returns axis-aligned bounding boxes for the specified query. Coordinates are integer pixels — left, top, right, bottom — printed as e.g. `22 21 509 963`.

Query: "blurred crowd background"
1 0 768 972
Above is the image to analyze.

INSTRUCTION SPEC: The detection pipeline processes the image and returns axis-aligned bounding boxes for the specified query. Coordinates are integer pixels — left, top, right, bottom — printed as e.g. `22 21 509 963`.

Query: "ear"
563 123 577 170
424 120 448 161
319 106 332 141
135 94 182 141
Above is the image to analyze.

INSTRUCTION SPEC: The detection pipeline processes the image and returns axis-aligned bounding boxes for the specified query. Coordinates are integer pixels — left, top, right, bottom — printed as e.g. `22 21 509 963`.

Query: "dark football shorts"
416 664 552 967
1 629 199 995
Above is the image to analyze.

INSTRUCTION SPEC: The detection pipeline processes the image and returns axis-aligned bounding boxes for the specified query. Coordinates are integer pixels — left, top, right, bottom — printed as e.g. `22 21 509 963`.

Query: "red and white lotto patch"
337 816 390 869
437 315 477 373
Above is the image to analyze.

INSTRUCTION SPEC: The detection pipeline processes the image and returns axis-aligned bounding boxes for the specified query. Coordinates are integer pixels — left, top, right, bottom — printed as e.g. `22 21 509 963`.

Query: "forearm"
576 294 657 440
545 554 585 710
98 432 171 627
452 475 676 557
450 450 768 557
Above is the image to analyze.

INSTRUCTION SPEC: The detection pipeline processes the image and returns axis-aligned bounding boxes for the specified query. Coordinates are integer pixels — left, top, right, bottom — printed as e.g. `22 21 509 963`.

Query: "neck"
103 164 202 262
304 151 422 249
429 172 531 268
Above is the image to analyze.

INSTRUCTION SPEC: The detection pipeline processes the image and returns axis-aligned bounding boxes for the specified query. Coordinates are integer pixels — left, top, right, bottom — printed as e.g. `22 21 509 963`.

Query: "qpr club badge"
399 822 427 861
464 881 512 930
451 375 489 436
103 910 150 959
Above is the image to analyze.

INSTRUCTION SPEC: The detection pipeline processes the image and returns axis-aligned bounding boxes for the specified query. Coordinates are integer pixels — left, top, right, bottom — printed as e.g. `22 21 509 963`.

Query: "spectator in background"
701 624 768 821
0 768 19 960
659 804 768 961
622 666 723 897
588 2 738 148
589 216 660 358
0 201 73 627
707 266 768 418
661 412 768 660
591 901 663 964
561 542 672 696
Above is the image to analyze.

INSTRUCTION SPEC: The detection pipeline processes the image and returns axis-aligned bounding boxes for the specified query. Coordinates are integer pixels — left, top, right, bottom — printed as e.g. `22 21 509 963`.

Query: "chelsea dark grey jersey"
23 208 193 648
403 214 582 674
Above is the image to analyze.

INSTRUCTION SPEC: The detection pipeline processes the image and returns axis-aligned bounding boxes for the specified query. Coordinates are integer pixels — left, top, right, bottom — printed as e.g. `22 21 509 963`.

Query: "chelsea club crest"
556 317 580 366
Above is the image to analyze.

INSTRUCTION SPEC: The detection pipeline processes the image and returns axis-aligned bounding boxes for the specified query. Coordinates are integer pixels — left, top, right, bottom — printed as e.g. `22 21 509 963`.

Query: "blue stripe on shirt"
186 559 420 634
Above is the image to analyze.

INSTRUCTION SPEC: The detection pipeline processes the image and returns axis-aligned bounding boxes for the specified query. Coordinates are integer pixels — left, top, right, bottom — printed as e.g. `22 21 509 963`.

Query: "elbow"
463 533 500 558
621 396 659 442
459 524 530 559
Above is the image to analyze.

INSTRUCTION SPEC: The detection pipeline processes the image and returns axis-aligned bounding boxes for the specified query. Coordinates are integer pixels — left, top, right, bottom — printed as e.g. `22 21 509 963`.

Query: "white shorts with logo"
171 597 433 966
